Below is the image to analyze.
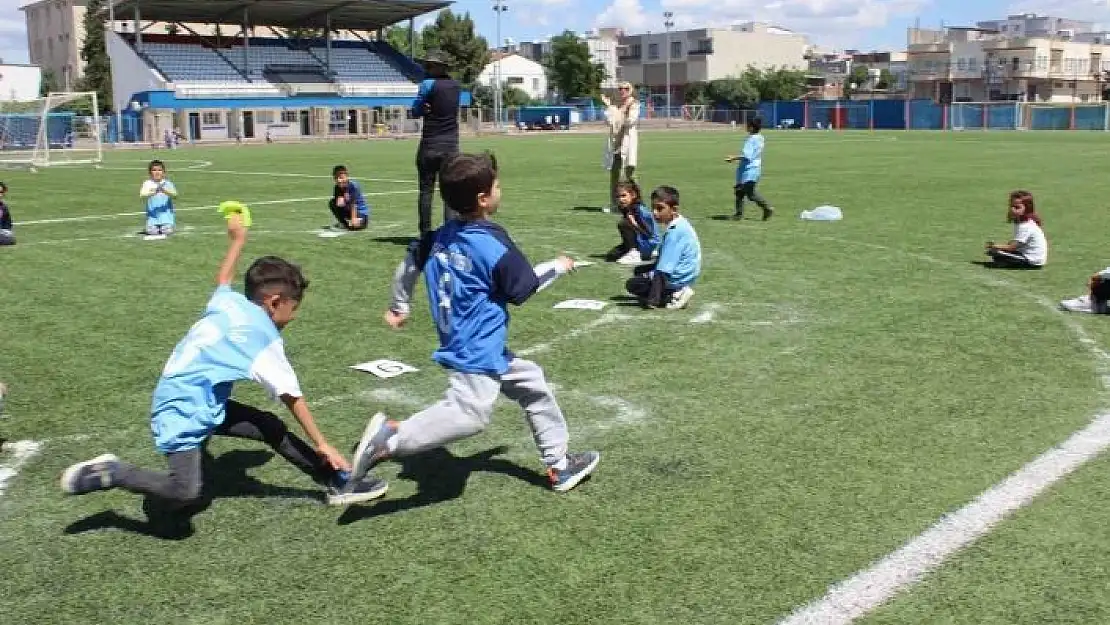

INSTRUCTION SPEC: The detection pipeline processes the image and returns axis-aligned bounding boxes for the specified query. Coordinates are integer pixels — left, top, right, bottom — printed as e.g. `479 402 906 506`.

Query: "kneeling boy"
625 185 702 309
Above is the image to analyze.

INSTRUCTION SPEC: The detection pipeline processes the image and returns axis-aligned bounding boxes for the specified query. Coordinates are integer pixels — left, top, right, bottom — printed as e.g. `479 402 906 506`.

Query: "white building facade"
478 53 547 100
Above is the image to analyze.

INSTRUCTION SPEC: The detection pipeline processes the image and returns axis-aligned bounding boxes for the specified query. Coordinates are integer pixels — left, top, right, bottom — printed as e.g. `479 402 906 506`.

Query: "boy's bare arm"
216 214 247 286
281 395 350 471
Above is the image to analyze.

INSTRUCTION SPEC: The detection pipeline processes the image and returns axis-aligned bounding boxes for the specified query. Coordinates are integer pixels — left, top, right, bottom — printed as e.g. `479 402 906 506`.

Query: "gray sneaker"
60 454 120 495
325 475 389 506
546 451 600 492
345 413 397 488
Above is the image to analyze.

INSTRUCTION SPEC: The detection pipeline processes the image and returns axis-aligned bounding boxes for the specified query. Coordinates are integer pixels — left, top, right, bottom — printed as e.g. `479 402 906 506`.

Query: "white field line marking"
313 387 427 410
17 223 405 247
691 303 722 324
0 440 43 498
17 190 416 226
98 159 213 171
517 311 653 356
779 237 1110 625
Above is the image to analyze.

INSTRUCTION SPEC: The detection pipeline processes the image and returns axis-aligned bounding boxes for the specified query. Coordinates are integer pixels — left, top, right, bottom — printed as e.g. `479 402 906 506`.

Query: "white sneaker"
1060 295 1095 313
667 287 695 309
616 250 642 265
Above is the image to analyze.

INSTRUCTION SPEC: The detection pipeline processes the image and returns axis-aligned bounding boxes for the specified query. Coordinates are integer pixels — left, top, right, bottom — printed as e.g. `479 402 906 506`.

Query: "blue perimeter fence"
754 99 1110 131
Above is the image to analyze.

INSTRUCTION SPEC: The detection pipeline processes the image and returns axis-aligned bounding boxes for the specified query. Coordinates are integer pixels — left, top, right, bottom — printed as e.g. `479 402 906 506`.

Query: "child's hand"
227 214 247 242
985 241 995 250
316 443 350 472
555 256 576 273
336 196 346 207
384 309 408 329
350 216 362 228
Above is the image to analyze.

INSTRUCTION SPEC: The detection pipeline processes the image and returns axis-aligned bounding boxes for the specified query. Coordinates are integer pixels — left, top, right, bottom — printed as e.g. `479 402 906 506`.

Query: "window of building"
630 44 641 58
202 111 222 125
507 76 523 84
670 40 682 58
280 110 298 123
532 78 539 91
648 43 659 59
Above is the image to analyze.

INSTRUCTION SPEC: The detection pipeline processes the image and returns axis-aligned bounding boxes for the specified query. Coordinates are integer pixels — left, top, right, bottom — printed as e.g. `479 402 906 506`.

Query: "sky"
1 0 1110 67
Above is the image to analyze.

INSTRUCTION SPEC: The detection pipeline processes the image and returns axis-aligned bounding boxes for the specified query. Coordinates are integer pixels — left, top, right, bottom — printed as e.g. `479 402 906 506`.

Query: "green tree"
502 85 531 107
384 24 425 58
76 0 111 111
875 68 894 90
683 81 710 105
542 30 605 100
419 10 489 86
39 69 59 97
165 23 179 35
285 28 324 41
844 64 870 97
705 77 759 109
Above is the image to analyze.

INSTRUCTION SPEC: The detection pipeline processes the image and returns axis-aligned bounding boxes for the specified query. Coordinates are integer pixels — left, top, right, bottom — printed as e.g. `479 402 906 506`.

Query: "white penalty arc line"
0 440 43 498
16 190 417 226
778 238 1110 625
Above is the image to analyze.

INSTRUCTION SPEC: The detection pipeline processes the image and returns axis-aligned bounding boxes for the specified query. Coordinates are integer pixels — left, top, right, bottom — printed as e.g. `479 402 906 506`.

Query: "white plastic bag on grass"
800 205 843 221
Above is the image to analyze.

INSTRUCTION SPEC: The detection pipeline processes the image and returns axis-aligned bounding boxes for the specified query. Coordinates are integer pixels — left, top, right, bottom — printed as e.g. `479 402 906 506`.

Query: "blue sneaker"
547 451 600 492
60 454 120 495
345 413 397 489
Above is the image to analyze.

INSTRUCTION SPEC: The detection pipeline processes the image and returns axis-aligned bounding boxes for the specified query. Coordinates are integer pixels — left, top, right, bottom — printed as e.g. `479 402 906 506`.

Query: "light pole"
664 11 674 127
493 1 508 129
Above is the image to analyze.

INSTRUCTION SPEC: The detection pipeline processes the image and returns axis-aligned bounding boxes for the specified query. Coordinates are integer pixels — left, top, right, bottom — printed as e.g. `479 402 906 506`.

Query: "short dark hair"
439 152 498 215
148 159 165 172
650 185 680 208
0 182 8 193
244 256 309 303
332 165 348 178
747 117 763 133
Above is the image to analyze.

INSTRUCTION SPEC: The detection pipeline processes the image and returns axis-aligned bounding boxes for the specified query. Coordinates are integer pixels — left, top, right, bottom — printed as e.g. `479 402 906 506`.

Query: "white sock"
550 456 569 471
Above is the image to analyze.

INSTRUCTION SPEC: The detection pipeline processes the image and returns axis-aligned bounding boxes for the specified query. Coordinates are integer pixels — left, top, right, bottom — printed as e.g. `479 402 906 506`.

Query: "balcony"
687 45 713 56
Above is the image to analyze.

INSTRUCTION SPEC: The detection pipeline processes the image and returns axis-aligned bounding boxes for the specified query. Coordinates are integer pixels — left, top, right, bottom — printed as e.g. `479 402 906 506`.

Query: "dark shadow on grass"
572 205 606 212
336 446 546 525
969 260 1044 271
709 214 741 221
63 449 321 541
372 235 417 247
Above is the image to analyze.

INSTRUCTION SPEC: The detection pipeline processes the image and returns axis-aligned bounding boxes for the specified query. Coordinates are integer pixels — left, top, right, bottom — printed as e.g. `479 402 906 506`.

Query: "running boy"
329 165 370 230
341 152 600 495
0 182 14 245
725 118 774 221
60 214 388 508
140 160 178 236
625 185 702 309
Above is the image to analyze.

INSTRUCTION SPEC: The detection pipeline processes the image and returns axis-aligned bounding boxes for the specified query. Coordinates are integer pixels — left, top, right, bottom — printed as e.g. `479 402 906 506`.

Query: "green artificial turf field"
2 130 1110 624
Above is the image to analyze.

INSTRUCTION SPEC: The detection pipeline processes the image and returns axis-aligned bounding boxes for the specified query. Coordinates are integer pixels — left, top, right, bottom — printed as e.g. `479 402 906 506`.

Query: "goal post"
0 91 102 169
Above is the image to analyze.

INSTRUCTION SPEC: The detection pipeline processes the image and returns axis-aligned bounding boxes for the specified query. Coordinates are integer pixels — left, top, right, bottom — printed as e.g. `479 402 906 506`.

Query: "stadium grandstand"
103 0 468 142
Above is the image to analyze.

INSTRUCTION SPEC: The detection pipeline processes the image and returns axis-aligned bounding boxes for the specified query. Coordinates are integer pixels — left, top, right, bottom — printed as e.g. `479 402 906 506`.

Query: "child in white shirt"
985 190 1047 269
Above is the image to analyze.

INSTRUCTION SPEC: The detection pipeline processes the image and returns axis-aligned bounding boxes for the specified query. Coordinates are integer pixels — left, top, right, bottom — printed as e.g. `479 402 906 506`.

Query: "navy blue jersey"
413 220 539 374
413 77 461 150
0 200 10 230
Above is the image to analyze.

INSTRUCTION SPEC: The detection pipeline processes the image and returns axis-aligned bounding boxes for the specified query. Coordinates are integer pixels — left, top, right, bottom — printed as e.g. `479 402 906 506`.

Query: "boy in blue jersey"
60 215 388 508
725 118 774 221
342 152 601 494
140 160 178 236
625 186 702 309
0 182 14 245
329 165 370 230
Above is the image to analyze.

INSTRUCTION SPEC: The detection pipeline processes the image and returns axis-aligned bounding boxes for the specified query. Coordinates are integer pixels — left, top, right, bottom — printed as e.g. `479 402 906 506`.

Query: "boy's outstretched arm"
281 395 350 471
217 214 247 286
385 232 435 328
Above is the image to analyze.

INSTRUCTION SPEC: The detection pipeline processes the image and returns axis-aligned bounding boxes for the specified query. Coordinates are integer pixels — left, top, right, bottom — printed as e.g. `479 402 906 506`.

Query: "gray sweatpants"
393 358 570 466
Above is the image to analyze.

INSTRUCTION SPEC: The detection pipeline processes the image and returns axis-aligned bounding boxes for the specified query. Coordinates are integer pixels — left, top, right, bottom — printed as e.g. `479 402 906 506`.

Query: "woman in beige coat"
601 82 640 210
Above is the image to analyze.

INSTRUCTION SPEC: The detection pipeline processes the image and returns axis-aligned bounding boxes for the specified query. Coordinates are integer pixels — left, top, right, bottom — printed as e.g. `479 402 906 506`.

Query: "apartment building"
907 25 1110 103
975 14 1093 39
616 22 808 96
513 28 621 90
22 0 86 89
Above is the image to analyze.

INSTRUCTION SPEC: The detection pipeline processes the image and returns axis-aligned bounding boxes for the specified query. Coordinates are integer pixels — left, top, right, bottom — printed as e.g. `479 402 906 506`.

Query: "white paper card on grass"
316 229 345 238
553 299 608 310
351 359 419 379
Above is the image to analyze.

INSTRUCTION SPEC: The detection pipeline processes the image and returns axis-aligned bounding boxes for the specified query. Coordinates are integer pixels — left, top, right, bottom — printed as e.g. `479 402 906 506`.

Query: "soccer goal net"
949 101 1023 130
0 91 102 169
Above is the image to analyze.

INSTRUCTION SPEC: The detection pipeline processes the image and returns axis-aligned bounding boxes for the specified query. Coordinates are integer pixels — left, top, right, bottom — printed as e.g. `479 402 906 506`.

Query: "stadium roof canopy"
106 0 451 32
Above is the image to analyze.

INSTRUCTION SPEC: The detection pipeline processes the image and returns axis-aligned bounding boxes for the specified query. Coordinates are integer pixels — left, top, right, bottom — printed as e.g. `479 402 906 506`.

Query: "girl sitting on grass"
984 190 1047 269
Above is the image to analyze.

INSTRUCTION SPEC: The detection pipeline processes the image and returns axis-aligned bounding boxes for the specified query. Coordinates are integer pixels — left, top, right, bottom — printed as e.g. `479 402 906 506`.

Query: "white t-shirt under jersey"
1013 220 1048 266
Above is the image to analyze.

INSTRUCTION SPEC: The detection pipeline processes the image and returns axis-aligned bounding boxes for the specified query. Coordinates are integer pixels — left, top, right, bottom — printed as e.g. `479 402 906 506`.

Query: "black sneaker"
762 206 774 221
731 212 744 221
546 451 600 492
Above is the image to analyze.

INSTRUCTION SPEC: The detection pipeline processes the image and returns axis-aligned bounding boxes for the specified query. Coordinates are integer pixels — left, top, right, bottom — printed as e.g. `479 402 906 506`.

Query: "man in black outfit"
412 50 462 234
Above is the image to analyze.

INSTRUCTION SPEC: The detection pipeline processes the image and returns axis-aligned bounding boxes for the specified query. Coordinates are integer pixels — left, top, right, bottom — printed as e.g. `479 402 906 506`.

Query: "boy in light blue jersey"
725 118 774 221
60 215 388 508
342 152 601 495
329 165 370 230
626 185 702 309
140 160 178 236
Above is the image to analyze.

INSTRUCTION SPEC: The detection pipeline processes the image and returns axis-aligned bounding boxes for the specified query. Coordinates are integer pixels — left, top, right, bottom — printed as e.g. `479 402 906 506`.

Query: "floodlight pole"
493 1 508 129
664 12 674 128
